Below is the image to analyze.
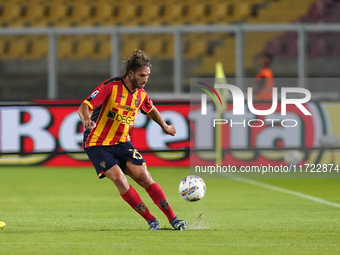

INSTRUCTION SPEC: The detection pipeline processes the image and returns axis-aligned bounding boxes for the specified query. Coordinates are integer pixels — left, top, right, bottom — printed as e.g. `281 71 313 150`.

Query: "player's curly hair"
123 49 152 77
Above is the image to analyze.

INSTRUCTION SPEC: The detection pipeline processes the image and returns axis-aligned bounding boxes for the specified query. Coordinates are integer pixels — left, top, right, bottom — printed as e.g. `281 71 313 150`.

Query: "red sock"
120 186 156 223
146 183 176 222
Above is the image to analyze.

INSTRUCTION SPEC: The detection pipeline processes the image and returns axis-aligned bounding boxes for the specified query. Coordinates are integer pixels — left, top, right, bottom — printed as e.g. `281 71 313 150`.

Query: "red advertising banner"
0 100 336 167
190 102 316 167
0 101 190 166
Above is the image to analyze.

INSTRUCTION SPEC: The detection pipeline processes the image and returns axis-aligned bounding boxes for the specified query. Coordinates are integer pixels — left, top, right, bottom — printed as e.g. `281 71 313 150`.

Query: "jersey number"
129 149 143 160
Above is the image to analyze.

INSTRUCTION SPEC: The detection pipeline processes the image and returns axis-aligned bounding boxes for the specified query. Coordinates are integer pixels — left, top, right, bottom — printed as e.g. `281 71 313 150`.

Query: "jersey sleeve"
84 83 112 110
140 93 154 114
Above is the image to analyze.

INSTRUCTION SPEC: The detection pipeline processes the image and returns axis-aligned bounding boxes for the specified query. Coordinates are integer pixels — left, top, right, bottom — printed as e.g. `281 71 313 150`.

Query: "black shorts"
85 142 146 179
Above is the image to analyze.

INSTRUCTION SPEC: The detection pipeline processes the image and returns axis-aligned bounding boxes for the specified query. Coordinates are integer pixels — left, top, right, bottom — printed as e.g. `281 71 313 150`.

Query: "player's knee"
138 171 148 182
136 171 153 188
114 174 126 186
107 172 125 185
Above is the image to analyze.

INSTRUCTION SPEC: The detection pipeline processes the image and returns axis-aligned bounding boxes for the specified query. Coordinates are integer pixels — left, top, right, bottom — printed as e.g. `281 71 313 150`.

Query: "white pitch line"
231 178 340 208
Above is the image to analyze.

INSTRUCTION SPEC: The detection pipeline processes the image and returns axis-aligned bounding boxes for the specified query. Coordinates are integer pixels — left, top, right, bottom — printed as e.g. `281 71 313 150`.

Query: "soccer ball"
179 175 206 202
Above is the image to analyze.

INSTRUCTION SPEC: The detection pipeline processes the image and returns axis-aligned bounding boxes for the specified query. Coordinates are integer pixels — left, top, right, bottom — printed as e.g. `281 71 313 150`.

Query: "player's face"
130 67 150 89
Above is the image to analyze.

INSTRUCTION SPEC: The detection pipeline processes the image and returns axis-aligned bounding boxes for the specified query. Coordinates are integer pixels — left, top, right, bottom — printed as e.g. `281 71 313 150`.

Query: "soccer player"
253 52 275 101
78 49 187 231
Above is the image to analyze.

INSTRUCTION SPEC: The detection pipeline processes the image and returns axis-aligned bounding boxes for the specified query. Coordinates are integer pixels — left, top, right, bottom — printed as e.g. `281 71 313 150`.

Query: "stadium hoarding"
0 100 190 166
0 96 340 171
190 78 340 178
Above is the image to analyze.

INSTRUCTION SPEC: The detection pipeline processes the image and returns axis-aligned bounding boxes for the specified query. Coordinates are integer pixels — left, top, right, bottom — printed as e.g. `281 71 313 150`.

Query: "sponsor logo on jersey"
107 110 116 119
115 113 134 125
107 110 135 125
116 103 136 112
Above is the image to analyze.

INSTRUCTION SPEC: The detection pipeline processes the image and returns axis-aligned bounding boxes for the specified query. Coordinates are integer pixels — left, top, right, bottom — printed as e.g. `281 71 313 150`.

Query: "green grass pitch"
1 167 340 255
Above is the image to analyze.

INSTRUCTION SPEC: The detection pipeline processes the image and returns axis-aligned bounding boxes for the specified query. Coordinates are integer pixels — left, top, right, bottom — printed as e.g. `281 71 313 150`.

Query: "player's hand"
163 124 176 136
84 120 96 130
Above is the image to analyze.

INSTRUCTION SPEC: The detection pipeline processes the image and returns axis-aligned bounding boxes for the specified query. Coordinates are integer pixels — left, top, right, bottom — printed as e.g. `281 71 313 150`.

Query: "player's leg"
105 165 130 194
85 146 157 228
125 162 187 229
104 164 130 193
119 142 187 230
124 161 154 189
105 165 158 226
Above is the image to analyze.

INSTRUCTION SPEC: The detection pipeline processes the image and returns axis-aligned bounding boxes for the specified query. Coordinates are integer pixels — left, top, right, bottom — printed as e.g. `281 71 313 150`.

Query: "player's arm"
148 106 176 136
79 82 111 130
78 102 96 130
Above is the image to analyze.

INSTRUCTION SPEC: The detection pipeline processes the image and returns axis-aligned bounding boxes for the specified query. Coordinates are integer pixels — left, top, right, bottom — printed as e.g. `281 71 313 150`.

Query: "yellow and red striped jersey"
83 76 153 148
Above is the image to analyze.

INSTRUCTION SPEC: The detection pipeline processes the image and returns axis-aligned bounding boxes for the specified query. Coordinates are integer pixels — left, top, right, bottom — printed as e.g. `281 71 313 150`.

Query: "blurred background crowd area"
0 0 340 100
